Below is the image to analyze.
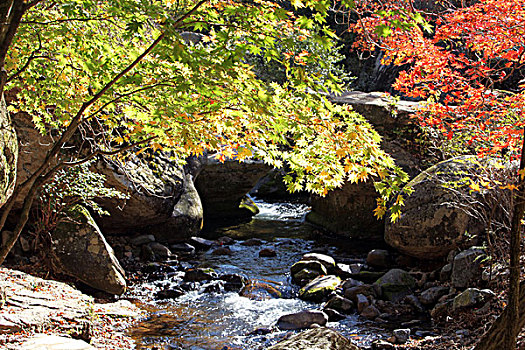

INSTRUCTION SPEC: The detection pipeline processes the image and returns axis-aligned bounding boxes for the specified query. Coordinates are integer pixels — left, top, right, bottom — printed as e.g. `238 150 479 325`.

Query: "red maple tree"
344 0 525 348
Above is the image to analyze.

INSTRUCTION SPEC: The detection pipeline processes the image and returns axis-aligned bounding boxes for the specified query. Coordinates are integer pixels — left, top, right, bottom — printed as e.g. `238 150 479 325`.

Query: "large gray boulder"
307 140 420 239
385 156 512 259
331 91 419 132
95 155 203 242
0 95 17 208
268 327 360 350
194 155 271 220
51 206 126 295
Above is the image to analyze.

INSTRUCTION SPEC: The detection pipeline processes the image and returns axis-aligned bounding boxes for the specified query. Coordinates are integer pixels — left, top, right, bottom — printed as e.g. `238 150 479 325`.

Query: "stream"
127 200 388 349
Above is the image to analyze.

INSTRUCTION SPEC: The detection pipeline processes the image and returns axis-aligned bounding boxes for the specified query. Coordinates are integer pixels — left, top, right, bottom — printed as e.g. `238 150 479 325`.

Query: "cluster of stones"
275 246 495 349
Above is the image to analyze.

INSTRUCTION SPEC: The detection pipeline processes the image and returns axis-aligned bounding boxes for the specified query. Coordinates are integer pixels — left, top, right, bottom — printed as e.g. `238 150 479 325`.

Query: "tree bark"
475 279 525 350
475 127 525 350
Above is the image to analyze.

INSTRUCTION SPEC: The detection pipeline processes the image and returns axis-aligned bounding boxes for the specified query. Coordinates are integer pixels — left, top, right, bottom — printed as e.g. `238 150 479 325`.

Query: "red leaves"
347 0 525 159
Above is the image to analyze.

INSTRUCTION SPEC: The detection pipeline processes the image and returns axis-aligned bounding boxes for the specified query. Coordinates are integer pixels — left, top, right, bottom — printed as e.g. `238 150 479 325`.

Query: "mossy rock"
373 269 416 301
299 275 341 302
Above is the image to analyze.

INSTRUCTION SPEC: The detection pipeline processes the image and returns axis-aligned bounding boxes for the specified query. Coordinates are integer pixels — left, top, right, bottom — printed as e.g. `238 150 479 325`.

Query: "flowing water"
128 200 385 349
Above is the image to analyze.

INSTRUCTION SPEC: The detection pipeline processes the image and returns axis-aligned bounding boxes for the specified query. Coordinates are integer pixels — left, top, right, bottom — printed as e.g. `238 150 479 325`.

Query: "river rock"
291 260 327 277
367 249 390 269
240 281 282 300
371 339 395 350
393 329 410 344
452 288 496 310
194 155 271 220
323 308 346 321
219 274 247 292
343 284 375 303
0 95 17 208
130 234 155 246
324 295 354 314
276 310 328 330
385 156 512 259
149 242 172 259
361 305 380 319
299 275 341 302
190 236 216 249
51 206 126 295
373 269 416 301
293 268 325 286
155 287 184 300
241 238 264 246
259 248 277 257
451 248 486 288
183 268 217 282
301 253 336 272
94 155 203 242
419 286 450 306
268 327 360 350
356 294 370 313
170 243 195 256
216 236 235 245
212 247 233 255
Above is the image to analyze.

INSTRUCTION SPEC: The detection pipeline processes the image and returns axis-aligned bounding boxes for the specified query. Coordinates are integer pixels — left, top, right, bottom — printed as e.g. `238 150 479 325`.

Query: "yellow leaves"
291 0 305 8
500 183 519 191
519 168 525 180
236 146 253 160
468 181 481 192
151 142 164 152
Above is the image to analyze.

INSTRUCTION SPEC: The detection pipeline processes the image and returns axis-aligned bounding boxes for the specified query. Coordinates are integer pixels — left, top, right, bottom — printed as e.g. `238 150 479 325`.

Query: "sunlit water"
128 200 383 349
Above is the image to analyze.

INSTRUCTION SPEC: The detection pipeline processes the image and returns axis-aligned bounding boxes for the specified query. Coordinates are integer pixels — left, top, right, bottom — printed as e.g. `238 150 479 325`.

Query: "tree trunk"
475 279 525 350
475 127 525 350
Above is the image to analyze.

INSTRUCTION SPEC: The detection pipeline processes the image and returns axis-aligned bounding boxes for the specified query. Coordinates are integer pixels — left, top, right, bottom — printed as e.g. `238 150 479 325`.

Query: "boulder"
343 284 375 303
356 294 370 313
183 268 216 282
453 288 495 310
331 92 417 132
324 295 354 314
307 140 420 239
418 286 449 306
259 248 277 257
301 253 336 272
451 248 486 288
212 247 233 256
360 305 380 319
276 310 328 330
393 329 410 344
219 274 247 292
94 156 203 242
241 238 264 246
385 156 512 259
306 180 383 239
240 281 282 300
51 206 126 295
268 327 360 350
291 260 328 277
367 249 391 269
373 269 416 301
0 95 17 208
299 275 341 302
194 155 271 220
